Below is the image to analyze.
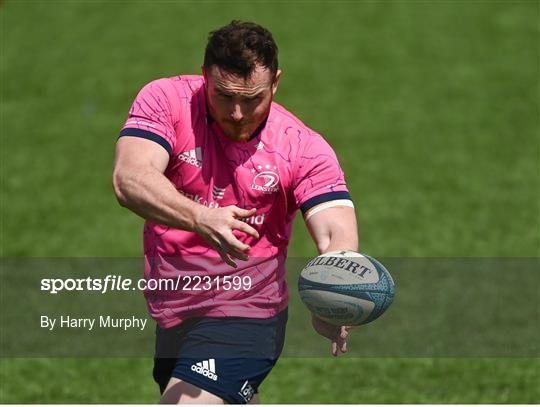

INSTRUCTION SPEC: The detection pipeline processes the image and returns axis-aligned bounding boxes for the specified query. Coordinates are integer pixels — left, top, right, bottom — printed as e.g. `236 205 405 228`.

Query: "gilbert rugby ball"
298 250 395 326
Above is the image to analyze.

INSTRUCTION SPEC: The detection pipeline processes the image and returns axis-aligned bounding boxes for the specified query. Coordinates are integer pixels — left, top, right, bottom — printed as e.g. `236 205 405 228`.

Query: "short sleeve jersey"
120 76 353 328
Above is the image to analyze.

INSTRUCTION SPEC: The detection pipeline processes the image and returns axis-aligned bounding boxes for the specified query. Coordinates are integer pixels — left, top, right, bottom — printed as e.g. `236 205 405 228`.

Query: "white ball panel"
299 289 375 325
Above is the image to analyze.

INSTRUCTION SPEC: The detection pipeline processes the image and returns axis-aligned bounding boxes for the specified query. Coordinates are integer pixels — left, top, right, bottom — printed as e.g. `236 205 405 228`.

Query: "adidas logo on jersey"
191 359 218 381
178 147 203 168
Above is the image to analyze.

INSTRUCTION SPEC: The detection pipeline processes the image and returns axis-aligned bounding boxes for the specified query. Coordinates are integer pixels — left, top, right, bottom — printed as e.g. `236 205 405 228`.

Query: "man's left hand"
311 315 354 357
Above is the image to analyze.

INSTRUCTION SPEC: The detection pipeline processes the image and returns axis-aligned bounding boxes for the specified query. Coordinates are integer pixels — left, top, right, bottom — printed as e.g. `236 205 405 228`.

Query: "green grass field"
1 0 539 403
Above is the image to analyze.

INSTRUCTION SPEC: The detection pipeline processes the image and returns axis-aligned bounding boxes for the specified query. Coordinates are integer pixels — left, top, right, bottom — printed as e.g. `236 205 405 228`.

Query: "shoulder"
269 102 334 151
270 102 313 133
138 75 204 101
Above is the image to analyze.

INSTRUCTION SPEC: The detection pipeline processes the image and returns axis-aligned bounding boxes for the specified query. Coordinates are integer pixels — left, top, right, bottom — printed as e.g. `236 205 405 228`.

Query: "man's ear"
272 69 282 97
202 65 207 80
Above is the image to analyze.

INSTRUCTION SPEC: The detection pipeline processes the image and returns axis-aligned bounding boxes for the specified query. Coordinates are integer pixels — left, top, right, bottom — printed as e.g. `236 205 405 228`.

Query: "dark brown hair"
204 21 278 78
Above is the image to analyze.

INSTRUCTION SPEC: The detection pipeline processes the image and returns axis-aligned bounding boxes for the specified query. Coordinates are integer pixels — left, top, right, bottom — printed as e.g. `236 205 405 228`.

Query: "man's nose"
230 104 243 122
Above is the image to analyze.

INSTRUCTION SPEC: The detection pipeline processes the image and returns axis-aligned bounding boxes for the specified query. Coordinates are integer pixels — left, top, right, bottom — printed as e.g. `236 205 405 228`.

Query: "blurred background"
1 0 539 403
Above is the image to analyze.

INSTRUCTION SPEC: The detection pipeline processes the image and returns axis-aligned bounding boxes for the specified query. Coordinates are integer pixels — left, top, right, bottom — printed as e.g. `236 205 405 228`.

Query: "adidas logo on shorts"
191 358 218 381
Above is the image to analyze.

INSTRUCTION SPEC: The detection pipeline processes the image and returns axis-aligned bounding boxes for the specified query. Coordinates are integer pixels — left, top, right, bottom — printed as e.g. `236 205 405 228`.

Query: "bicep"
305 206 358 254
114 136 170 173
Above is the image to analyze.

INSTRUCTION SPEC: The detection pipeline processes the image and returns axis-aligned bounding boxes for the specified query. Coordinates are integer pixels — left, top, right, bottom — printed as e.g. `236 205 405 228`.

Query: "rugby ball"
298 250 395 326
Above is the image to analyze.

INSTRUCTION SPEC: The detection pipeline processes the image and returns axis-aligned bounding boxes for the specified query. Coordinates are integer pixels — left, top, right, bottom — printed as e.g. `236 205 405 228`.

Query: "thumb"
231 206 257 218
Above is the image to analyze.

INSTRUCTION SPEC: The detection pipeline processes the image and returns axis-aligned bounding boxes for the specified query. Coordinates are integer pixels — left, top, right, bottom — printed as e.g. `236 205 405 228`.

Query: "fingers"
331 341 338 357
312 318 351 357
207 236 248 267
232 220 260 239
340 338 347 353
197 206 261 268
217 239 251 267
332 337 347 356
221 239 250 262
230 206 257 219
215 247 237 268
331 326 352 356
340 326 350 339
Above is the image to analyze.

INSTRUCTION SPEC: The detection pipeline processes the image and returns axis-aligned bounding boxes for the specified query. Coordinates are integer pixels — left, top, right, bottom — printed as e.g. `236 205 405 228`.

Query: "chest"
166 135 294 210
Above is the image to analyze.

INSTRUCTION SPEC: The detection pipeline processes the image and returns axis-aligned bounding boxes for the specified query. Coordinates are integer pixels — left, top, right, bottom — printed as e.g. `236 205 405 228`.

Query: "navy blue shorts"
153 308 288 404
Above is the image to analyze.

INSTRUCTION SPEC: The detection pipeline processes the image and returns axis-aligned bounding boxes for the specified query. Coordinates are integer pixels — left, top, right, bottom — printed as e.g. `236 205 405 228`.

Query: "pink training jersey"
120 75 353 328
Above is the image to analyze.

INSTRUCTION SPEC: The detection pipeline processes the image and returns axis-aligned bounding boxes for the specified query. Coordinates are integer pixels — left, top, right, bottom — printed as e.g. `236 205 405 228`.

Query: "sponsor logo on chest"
179 189 266 226
250 164 280 194
179 190 220 208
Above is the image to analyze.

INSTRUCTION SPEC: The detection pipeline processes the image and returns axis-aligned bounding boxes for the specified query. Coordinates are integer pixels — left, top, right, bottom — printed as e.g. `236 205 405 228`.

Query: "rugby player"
113 21 358 404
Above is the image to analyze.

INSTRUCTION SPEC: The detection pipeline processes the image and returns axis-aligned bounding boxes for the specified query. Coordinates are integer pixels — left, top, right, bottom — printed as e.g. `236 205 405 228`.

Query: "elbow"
112 169 130 207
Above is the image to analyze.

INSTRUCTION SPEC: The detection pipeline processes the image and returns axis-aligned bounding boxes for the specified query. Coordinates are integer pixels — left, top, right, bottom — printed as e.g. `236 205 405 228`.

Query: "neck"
209 111 270 143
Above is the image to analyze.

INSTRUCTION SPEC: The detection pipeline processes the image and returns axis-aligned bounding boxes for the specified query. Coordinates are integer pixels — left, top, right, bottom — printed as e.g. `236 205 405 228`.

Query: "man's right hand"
193 206 260 268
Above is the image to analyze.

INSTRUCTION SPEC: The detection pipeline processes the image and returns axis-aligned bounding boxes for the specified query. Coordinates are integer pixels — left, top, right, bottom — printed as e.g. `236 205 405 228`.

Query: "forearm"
307 206 359 254
113 164 203 231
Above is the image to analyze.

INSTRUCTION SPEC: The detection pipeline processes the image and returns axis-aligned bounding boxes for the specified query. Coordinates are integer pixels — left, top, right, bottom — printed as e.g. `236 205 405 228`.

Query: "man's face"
203 64 281 141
